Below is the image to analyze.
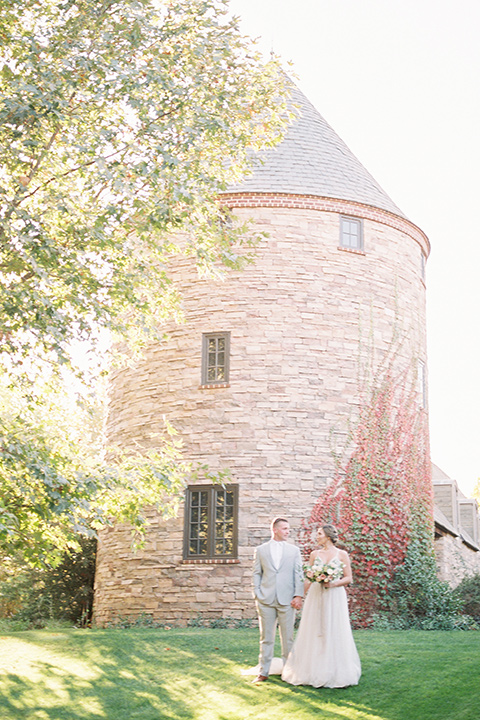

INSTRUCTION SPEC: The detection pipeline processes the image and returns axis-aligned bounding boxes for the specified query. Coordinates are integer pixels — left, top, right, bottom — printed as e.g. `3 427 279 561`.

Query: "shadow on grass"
0 627 367 720
0 629 199 720
0 629 479 720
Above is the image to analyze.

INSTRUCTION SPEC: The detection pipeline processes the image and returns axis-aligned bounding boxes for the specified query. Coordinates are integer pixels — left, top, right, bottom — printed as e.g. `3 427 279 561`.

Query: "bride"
281 524 361 688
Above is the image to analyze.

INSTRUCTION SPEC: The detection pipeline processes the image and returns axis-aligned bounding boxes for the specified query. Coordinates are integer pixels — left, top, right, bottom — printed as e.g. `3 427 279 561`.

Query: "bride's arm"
329 550 353 588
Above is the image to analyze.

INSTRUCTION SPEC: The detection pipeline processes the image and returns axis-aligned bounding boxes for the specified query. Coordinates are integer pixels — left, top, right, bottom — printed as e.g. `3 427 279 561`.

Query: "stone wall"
433 471 480 586
435 533 480 587
94 511 258 625
93 195 429 625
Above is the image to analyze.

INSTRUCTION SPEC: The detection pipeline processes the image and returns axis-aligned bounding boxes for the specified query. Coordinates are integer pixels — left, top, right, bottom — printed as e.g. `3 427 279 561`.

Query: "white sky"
229 0 480 496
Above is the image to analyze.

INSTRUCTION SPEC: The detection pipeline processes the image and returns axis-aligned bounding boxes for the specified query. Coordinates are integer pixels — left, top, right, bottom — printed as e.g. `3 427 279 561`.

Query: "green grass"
0 627 478 719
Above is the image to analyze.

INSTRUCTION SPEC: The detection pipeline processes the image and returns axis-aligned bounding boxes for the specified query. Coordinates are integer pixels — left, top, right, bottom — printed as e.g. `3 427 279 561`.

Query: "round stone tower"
93 83 430 625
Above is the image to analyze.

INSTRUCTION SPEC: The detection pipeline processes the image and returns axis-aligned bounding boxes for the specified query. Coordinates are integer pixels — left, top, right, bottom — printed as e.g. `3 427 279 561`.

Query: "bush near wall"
454 574 480 619
374 539 468 630
0 537 96 628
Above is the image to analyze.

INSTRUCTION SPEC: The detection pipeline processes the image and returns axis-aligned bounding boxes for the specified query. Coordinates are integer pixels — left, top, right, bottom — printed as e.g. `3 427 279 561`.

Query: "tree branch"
13 102 184 207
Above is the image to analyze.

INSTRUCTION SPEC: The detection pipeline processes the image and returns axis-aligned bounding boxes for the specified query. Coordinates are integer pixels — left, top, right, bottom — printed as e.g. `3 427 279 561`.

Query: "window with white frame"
340 216 363 250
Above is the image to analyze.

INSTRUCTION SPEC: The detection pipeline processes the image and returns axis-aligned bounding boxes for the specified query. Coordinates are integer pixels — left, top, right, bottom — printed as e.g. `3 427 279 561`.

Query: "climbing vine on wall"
300 364 434 626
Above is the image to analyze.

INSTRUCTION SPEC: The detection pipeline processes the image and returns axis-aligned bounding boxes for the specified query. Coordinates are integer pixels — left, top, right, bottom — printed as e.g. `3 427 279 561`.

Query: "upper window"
421 251 426 282
202 332 230 385
417 360 427 409
340 216 363 250
183 484 239 560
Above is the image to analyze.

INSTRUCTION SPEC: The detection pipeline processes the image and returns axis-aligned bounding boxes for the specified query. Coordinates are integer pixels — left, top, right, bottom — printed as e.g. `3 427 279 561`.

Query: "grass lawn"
0 627 478 720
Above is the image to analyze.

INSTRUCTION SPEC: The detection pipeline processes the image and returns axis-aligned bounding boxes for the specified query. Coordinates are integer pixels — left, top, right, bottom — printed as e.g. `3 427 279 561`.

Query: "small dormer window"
340 216 363 250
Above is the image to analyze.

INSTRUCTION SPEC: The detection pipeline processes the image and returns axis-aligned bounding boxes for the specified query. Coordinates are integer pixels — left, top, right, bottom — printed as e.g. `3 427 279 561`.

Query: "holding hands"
291 595 303 610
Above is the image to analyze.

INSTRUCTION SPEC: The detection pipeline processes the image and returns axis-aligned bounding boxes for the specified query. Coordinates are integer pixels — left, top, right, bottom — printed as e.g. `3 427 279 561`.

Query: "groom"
252 517 304 683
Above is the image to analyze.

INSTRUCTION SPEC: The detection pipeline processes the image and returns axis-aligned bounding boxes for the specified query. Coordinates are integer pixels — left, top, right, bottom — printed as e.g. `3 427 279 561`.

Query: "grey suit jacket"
253 540 304 606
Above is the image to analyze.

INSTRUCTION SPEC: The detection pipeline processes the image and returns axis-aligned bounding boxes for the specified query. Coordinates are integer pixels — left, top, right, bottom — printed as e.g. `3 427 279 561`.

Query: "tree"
0 371 228 564
0 0 291 563
0 0 289 365
0 536 97 627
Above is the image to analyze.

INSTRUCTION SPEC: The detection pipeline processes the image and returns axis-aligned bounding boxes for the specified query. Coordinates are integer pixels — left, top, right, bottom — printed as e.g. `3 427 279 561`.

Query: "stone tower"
93 83 430 625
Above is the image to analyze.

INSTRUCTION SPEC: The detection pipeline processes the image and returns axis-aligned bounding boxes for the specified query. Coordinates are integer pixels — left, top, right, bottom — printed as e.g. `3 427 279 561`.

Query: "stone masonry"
433 464 480 585
93 82 431 625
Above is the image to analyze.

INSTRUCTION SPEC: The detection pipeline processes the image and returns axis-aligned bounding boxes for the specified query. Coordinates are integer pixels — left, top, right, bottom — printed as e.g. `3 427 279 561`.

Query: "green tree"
0 0 290 563
0 537 97 627
0 0 289 364
0 371 221 564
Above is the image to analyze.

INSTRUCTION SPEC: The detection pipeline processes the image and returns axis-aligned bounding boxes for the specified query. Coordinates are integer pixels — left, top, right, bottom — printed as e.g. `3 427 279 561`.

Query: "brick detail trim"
220 192 430 257
338 246 366 257
199 383 230 390
181 558 240 565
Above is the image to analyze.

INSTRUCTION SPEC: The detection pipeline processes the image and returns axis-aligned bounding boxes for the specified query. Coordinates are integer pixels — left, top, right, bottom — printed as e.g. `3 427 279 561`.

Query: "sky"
228 0 480 497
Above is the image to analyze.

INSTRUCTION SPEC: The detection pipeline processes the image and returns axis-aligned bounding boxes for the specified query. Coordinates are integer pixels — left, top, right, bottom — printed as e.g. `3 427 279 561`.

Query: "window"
202 332 230 385
417 360 427 409
184 485 239 560
421 251 426 282
340 216 363 250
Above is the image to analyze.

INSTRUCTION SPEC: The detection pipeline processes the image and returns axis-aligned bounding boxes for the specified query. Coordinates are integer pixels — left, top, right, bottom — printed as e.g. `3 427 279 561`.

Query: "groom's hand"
291 596 303 610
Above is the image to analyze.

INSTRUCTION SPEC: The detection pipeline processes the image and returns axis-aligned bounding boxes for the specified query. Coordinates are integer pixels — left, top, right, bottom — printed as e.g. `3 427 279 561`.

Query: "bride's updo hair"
322 524 339 544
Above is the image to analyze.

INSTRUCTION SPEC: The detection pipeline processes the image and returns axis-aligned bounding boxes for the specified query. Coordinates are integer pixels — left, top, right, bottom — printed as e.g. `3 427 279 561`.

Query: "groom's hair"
271 517 289 531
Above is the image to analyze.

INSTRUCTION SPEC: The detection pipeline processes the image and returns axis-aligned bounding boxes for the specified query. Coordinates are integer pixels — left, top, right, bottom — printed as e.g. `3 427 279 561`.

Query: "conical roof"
228 82 406 219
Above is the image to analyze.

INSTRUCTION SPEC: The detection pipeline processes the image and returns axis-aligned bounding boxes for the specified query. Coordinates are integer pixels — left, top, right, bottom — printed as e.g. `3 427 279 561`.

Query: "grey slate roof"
227 81 406 219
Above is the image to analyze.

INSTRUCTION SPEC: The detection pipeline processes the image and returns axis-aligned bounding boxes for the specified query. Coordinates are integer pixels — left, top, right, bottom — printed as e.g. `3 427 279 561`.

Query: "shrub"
383 540 463 629
454 574 480 618
0 537 96 628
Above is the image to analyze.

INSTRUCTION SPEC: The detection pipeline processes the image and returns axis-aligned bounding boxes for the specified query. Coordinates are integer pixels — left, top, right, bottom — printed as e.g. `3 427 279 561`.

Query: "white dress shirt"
269 539 285 570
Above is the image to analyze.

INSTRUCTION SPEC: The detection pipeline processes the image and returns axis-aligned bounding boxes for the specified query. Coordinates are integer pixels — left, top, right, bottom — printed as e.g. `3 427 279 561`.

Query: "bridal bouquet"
303 557 344 585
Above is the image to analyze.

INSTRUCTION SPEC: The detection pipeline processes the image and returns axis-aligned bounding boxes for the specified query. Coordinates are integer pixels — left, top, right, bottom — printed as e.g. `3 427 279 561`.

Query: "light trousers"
256 598 295 677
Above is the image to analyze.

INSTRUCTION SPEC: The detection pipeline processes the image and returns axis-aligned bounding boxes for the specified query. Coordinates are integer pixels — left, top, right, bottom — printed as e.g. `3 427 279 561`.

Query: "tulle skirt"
282 582 361 688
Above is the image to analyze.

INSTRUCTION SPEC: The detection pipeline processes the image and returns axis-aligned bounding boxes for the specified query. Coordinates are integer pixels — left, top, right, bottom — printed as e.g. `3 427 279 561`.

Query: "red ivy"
300 366 434 627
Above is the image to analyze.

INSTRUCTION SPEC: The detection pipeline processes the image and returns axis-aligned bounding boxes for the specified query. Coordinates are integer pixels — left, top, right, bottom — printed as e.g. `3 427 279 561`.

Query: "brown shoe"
252 675 268 684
